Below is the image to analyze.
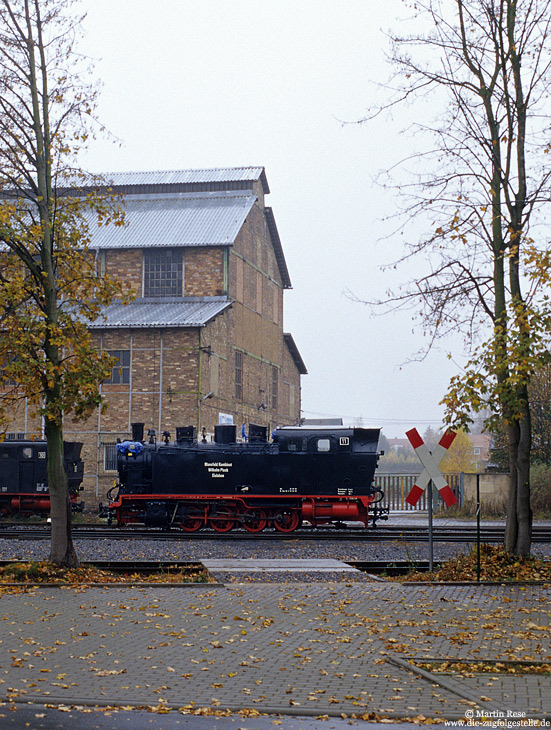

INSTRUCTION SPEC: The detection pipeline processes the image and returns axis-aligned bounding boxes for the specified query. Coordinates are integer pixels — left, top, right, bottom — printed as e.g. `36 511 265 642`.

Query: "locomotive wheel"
178 516 204 532
208 507 235 532
273 508 300 533
242 508 267 533
175 504 204 532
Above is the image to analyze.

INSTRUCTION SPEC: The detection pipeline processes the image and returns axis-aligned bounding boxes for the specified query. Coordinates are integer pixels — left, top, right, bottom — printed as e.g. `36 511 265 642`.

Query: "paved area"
0 575 549 725
202 558 369 583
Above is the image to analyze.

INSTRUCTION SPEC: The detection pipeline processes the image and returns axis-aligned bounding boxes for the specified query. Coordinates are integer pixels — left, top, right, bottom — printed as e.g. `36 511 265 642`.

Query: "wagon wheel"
273 508 301 533
242 508 267 533
208 507 235 532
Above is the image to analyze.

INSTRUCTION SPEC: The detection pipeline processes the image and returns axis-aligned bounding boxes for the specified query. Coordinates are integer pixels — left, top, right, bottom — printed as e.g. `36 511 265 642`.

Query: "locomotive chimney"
176 426 196 443
214 424 236 444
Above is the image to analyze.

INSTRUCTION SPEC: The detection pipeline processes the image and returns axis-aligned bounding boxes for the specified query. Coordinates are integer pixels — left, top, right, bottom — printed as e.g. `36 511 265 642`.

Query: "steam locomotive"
0 440 85 516
107 423 387 532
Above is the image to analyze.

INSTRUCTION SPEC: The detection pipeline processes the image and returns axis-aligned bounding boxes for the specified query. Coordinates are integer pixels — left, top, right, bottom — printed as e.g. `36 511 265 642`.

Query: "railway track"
1 523 550 542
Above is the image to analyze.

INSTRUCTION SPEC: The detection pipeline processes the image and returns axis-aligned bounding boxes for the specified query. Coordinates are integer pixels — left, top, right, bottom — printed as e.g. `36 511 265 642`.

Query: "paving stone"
0 580 549 721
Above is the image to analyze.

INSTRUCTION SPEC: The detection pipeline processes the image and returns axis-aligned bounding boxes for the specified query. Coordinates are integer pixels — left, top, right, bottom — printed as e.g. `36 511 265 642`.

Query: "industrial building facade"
5 167 306 507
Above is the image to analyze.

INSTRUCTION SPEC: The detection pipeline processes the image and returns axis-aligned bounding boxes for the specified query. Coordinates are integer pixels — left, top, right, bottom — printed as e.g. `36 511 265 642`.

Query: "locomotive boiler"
108 423 387 532
0 440 85 516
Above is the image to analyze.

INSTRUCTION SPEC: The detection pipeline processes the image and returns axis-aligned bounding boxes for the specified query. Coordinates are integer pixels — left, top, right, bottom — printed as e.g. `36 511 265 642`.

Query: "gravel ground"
0 536 550 564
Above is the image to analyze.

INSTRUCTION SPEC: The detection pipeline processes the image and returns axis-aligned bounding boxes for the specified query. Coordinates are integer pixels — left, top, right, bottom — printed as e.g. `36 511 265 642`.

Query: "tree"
528 364 551 464
422 426 439 453
0 0 126 566
439 429 476 474
360 0 551 555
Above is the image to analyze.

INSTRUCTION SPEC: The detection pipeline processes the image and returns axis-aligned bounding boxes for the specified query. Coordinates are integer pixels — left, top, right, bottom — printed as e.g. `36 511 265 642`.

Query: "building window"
144 248 183 297
272 366 278 410
235 351 243 400
105 350 130 384
104 443 117 471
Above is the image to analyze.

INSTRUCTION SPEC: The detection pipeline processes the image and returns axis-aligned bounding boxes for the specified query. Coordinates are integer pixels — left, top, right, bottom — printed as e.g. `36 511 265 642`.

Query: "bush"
529 463 551 515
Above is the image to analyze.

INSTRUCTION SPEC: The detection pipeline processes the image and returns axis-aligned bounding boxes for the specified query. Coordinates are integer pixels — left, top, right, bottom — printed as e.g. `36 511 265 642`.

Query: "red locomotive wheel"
242 508 267 533
273 509 300 533
178 517 204 532
208 508 235 532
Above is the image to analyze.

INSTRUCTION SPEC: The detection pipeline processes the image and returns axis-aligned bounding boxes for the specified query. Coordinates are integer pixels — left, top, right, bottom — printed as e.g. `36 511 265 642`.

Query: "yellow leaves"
399 544 551 583
0 561 211 585
92 668 126 677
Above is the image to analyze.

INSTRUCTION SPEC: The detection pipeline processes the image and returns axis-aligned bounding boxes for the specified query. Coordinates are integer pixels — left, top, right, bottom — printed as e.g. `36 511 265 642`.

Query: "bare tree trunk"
505 403 533 556
516 399 533 555
505 422 520 552
45 415 78 567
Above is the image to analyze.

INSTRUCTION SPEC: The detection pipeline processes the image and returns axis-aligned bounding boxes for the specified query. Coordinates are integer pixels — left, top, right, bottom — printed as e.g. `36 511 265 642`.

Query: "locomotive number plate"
339 437 350 446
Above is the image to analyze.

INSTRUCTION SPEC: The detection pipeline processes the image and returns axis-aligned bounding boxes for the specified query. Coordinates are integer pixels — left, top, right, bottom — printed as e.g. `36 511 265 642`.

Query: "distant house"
387 438 413 453
470 433 492 471
5 167 307 506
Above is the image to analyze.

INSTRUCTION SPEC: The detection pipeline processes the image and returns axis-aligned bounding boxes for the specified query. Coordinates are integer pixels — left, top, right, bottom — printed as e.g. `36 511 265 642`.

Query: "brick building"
6 167 306 507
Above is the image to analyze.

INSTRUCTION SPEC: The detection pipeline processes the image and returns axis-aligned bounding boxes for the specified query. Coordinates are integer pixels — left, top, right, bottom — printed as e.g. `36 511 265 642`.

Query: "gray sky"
78 0 464 438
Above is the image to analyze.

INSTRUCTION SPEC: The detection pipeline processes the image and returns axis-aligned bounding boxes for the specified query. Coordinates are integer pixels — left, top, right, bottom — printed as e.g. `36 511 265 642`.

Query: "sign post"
405 428 458 572
427 479 434 572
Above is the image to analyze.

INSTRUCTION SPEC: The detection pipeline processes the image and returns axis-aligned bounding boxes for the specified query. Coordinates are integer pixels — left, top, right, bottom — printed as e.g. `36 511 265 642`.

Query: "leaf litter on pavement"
0 547 550 723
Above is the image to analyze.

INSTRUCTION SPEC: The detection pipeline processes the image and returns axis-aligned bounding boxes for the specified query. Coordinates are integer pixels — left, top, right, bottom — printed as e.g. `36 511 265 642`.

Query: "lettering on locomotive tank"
279 487 298 493
204 461 233 478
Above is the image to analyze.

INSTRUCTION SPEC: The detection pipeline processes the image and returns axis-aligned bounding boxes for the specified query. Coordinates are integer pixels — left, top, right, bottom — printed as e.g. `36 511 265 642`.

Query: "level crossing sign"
405 428 458 507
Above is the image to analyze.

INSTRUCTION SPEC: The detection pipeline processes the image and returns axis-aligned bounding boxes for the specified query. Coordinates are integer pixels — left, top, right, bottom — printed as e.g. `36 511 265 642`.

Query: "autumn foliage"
0 1 129 567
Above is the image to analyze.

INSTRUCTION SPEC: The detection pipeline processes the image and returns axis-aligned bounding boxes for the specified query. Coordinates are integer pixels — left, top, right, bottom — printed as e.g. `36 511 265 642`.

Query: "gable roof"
265 207 291 289
87 192 257 249
88 297 231 329
82 166 292 289
284 333 307 374
94 166 270 194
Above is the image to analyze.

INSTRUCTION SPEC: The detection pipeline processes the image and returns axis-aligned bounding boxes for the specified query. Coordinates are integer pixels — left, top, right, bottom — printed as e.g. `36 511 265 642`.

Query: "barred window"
235 351 243 401
104 350 130 384
104 443 117 471
144 248 183 297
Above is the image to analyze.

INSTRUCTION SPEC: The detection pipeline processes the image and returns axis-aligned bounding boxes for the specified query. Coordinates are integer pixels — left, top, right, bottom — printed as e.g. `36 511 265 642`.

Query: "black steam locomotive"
0 440 85 516
107 423 387 532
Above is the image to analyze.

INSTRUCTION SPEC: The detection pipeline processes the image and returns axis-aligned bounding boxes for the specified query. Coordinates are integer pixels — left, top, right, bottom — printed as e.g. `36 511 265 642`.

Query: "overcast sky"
78 0 465 438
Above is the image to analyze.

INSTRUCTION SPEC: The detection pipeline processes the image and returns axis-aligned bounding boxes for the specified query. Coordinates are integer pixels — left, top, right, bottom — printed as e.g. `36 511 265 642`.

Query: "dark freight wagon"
108 424 387 532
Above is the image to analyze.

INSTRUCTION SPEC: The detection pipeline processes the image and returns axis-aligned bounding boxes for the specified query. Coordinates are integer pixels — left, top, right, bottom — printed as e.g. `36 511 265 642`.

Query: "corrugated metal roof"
88 297 231 329
283 333 307 374
265 207 291 289
91 167 269 194
88 193 256 249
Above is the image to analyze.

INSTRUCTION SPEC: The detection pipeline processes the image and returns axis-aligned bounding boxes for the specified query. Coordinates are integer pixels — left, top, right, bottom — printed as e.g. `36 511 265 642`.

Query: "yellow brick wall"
2 191 303 512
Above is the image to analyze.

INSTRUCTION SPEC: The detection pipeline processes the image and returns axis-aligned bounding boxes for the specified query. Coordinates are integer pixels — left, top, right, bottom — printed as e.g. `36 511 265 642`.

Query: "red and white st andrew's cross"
405 428 458 507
